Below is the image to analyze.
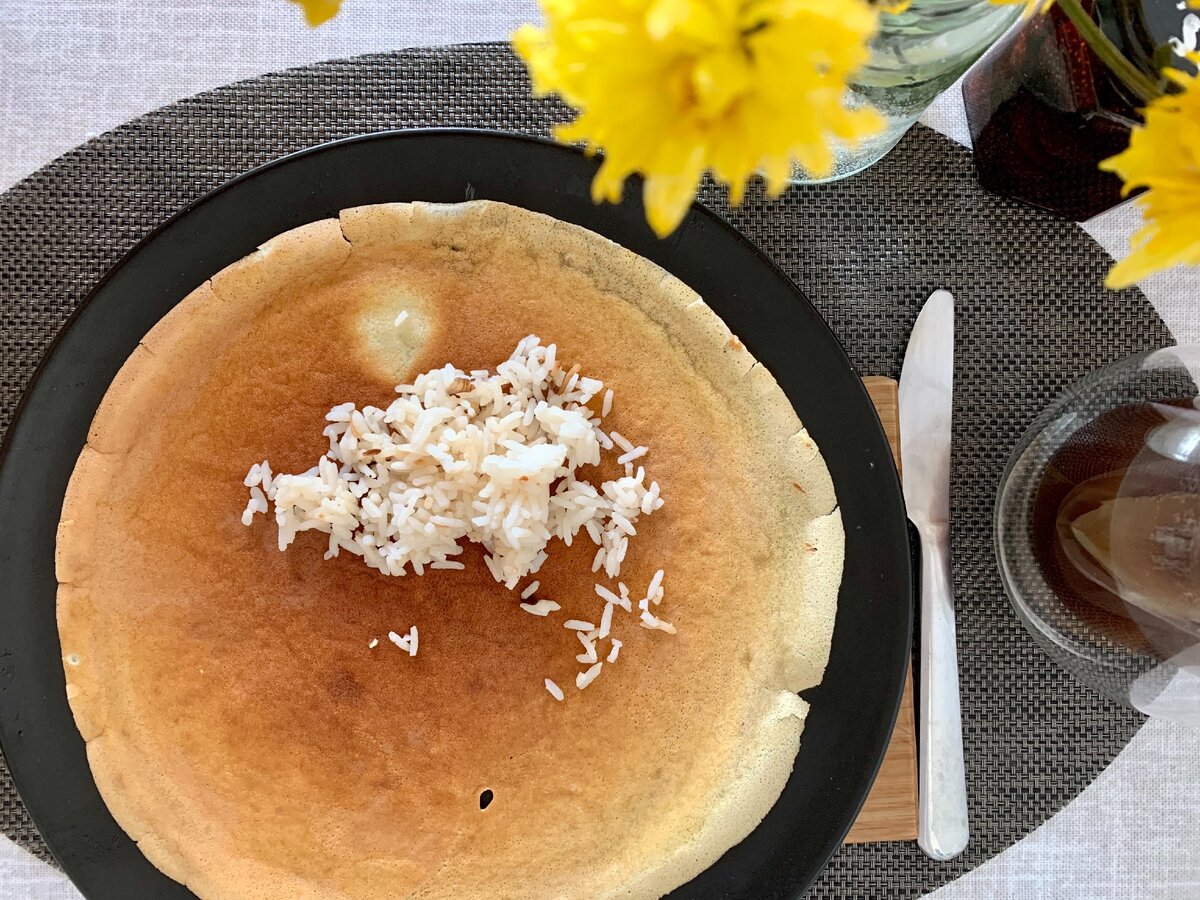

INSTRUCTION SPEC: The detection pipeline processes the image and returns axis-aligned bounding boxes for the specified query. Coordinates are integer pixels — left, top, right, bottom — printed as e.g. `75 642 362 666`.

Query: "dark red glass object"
963 0 1197 221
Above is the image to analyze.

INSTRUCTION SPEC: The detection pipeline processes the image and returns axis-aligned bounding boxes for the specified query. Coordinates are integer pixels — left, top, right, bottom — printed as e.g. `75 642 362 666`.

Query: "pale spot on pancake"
353 284 433 383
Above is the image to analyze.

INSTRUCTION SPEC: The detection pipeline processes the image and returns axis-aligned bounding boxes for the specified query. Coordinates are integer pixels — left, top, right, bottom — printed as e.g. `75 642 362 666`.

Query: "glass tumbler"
996 346 1200 725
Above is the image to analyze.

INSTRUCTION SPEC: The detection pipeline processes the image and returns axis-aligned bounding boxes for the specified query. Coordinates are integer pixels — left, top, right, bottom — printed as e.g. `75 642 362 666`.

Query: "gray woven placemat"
0 43 1163 898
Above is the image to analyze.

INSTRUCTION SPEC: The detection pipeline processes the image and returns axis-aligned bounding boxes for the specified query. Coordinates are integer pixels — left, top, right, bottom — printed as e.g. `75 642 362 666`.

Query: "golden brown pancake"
56 201 844 899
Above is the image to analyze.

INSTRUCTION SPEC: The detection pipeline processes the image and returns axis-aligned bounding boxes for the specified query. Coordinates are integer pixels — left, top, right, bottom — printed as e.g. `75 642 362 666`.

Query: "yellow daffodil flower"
289 0 342 26
1101 59 1200 289
514 0 884 236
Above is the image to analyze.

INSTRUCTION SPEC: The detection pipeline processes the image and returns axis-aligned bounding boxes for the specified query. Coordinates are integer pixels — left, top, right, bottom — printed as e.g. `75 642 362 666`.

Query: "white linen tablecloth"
0 2 1196 897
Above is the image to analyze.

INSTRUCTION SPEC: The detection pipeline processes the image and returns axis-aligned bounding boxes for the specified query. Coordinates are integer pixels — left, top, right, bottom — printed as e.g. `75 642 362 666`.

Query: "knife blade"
899 289 968 861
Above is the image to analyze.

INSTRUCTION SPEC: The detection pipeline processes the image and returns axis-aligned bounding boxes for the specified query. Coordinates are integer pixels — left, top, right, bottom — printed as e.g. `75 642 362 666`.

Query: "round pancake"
56 201 844 900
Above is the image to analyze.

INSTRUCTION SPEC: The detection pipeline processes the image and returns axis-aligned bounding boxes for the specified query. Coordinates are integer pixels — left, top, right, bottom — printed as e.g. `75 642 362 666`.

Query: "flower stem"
1056 0 1163 104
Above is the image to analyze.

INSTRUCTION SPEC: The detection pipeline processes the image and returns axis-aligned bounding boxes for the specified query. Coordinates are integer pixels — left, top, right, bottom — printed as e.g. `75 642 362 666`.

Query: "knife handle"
916 520 969 861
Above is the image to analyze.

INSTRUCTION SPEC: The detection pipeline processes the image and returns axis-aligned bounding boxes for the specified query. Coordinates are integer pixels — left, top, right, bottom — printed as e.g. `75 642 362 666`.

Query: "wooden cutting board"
844 376 918 843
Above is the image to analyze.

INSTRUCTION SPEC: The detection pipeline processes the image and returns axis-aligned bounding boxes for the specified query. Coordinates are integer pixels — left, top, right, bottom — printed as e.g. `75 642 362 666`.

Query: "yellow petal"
1106 249 1161 290
761 155 794 195
1100 63 1200 286
988 0 1055 17
289 0 342 25
642 173 700 236
726 173 749 206
691 48 753 119
591 157 632 204
511 0 883 235
1106 209 1200 288
645 0 733 43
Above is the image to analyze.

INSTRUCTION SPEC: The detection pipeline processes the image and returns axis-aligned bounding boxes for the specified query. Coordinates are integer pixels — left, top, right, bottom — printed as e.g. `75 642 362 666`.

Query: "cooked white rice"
609 430 634 453
242 336 664 591
575 632 598 664
594 583 625 609
647 568 664 604
386 626 420 656
555 572 671 693
519 598 561 617
598 601 614 639
616 446 648 466
241 336 676 693
640 610 676 634
576 662 603 689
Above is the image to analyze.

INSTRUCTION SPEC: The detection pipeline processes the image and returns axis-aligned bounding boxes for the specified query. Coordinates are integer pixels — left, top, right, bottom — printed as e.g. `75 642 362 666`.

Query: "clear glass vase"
794 0 1021 183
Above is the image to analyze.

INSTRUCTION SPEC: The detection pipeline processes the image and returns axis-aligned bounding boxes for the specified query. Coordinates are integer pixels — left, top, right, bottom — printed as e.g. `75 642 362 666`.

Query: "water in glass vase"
797 0 1020 182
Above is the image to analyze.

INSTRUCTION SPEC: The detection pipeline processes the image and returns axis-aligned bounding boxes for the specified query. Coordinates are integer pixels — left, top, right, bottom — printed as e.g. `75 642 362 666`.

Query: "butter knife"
899 289 969 861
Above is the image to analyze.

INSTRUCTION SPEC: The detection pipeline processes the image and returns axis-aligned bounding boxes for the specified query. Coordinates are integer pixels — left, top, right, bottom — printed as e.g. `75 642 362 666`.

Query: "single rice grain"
576 662 603 689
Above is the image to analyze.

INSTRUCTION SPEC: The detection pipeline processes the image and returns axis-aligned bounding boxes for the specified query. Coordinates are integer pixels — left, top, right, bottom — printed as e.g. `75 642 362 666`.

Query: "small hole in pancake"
479 789 494 811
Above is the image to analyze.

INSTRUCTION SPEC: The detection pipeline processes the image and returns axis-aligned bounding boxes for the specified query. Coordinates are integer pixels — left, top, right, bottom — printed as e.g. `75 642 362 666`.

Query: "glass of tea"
996 345 1200 725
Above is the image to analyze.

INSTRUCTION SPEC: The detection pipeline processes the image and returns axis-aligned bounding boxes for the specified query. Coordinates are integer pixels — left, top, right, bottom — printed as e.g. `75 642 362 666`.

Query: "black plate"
0 130 912 899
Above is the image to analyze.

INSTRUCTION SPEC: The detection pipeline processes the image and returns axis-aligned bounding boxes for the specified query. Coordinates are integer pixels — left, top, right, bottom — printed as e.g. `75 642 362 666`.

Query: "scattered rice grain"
599 601 614 639
520 599 561 617
576 662 603 689
616 446 648 465
610 431 634 453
